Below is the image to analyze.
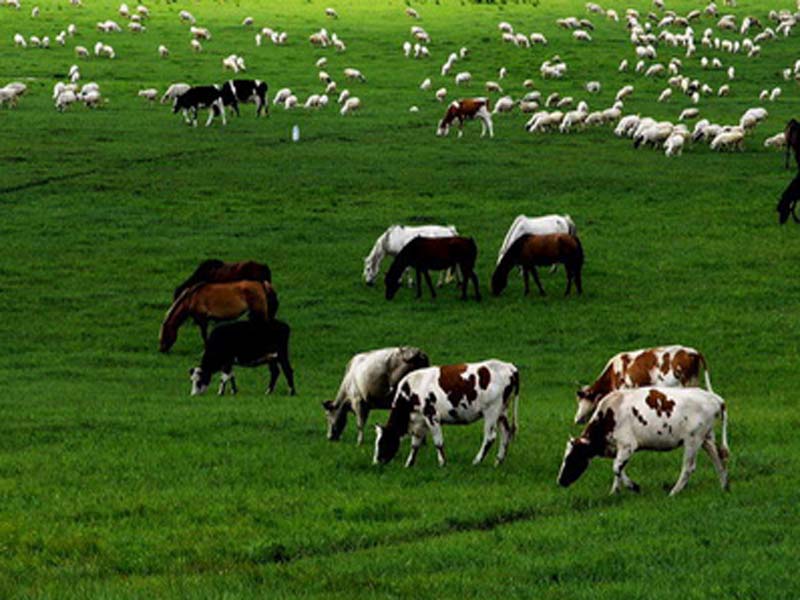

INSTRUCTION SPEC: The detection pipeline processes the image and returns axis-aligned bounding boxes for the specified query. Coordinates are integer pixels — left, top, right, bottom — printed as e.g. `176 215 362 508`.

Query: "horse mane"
164 281 206 325
366 227 393 268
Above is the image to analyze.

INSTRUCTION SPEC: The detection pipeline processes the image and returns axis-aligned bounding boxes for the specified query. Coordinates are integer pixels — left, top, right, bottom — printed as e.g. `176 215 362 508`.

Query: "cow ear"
322 400 333 410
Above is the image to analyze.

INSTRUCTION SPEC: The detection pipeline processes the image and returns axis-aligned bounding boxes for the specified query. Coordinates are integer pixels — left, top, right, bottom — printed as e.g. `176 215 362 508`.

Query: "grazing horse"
159 280 278 352
496 214 577 264
385 236 481 301
363 225 459 286
784 118 800 169
491 233 583 297
777 172 800 224
173 259 272 300
436 98 494 138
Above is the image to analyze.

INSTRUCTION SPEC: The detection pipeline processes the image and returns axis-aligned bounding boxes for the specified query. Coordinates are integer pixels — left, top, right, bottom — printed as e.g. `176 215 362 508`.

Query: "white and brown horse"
436 98 494 138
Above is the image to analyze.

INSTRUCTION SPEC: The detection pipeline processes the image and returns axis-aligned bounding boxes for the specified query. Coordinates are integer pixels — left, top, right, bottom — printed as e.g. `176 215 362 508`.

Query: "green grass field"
1 0 799 597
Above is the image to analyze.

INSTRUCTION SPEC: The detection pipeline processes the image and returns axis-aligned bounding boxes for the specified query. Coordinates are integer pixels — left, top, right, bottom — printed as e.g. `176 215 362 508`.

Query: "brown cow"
436 98 494 138
574 345 712 424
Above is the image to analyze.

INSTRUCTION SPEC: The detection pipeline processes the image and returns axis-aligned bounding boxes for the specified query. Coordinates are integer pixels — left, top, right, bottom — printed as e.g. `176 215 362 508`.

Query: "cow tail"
264 282 279 319
699 353 713 392
510 369 520 439
719 401 730 464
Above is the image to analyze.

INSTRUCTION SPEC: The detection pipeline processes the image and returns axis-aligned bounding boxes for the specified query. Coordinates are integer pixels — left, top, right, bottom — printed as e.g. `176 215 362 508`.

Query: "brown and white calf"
575 345 712 424
558 387 729 496
373 360 519 467
322 347 430 445
436 98 494 138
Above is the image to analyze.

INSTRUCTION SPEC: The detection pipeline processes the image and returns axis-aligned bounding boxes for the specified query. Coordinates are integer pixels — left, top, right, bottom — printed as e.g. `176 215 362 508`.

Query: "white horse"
363 224 459 286
496 214 576 264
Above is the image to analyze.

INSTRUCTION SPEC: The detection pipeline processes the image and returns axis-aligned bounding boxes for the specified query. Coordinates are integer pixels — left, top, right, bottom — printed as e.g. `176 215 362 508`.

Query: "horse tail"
263 282 279 319
572 234 584 268
718 400 730 464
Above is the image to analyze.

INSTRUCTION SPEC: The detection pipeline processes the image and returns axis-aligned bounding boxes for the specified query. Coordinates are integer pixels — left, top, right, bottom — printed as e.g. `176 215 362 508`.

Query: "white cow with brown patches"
373 360 519 467
558 387 730 496
575 345 712 424
436 98 493 138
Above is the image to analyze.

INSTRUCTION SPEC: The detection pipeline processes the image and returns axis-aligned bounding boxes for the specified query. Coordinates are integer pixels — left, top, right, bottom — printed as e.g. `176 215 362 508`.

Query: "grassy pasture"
1 0 799 597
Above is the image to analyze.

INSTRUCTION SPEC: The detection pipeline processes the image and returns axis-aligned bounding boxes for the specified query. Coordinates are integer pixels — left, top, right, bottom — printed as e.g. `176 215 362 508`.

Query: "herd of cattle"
159 212 730 496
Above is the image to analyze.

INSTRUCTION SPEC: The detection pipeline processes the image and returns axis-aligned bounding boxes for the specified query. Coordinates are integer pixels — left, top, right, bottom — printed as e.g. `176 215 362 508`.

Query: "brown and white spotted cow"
575 345 712 424
436 98 494 138
558 387 730 496
373 360 519 467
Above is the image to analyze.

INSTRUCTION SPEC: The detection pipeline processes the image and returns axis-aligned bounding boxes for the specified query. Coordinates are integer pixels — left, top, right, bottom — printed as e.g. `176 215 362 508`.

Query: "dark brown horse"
785 119 800 170
777 172 800 224
160 280 278 352
385 236 481 301
491 233 583 297
173 259 272 300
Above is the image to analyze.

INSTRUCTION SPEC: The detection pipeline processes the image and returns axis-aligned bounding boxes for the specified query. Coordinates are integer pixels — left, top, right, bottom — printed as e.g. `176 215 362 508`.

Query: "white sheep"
573 30 592 42
619 59 629 72
585 81 601 93
764 132 786 148
158 44 169 58
55 90 77 111
710 129 744 151
420 78 431 91
718 84 730 96
242 16 254 26
129 22 145 33
337 89 350 105
658 88 672 102
402 41 412 57
272 88 291 105
326 7 338 19
615 85 634 102
530 33 548 45
679 108 699 121
493 96 515 114
68 24 77 37
485 81 503 93
13 33 27 48
455 72 471 86
435 87 447 102
284 95 298 110
190 39 202 52
340 96 360 115
770 87 781 101
161 83 190 104
559 109 587 132
344 68 365 82
138 88 158 102
180 10 196 24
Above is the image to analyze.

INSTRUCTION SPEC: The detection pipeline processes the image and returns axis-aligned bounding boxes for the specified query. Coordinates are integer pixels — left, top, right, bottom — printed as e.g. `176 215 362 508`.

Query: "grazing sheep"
530 33 548 45
161 83 190 104
585 81 601 93
179 10 196 24
679 108 699 121
435 87 447 102
718 84 730 96
770 87 782 101
340 96 360 115
664 133 685 156
242 16 254 26
406 7 420 19
485 81 503 93
420 77 432 91
710 129 744 151
493 96 515 114
326 7 338 19
615 85 634 102
13 33 27 48
455 72 472 86
129 22 145 33
523 79 535 89
560 109 587 132
190 39 202 52
658 88 672 102
284 95 298 110
138 88 158 102
615 114 641 137
619 59 629 71
573 30 592 41
55 90 77 111
272 88 291 105
344 68 365 82
764 132 786 148
158 44 169 58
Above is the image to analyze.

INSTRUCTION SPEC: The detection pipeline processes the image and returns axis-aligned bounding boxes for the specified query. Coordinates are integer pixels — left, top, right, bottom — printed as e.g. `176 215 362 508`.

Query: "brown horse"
777 172 800 224
173 259 272 300
159 280 278 352
785 119 800 170
384 236 481 301
491 233 583 297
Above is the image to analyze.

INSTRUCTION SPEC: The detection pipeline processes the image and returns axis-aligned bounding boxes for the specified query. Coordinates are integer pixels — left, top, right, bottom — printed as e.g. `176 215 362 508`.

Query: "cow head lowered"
557 437 594 487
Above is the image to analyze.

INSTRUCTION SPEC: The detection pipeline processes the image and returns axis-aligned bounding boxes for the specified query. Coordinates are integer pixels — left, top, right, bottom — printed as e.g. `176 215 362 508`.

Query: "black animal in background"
777 173 800 224
173 259 272 300
784 119 800 170
188 319 296 396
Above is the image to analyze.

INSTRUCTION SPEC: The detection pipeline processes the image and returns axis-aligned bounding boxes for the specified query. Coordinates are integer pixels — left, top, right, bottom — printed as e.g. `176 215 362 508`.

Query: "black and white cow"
220 79 269 117
189 319 295 396
373 360 520 467
172 85 226 127
558 387 730 496
322 346 430 445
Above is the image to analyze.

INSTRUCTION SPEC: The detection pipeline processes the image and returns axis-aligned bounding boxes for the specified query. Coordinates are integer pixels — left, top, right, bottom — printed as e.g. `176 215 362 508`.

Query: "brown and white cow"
558 387 730 496
436 98 494 138
322 347 430 445
575 345 712 424
373 360 519 467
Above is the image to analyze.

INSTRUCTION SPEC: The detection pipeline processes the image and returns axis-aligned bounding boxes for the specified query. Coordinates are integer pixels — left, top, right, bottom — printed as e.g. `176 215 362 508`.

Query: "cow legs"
610 445 638 494
531 267 546 296
218 370 237 395
423 270 436 298
279 353 296 396
472 416 498 465
669 439 702 496
468 269 481 301
266 362 279 394
702 436 730 491
355 402 370 446
495 413 514 466
429 420 446 466
405 432 425 468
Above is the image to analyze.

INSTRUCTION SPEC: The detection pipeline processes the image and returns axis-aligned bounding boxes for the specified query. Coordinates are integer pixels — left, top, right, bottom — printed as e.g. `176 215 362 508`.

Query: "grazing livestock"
161 83 189 104
385 237 480 301
777 172 800 224
437 98 493 138
373 360 520 467
159 281 278 352
189 319 295 396
323 347 430 444
491 234 583 297
220 79 269 117
784 118 800 169
575 345 713 424
496 215 576 264
173 85 226 127
340 96 360 115
363 224 458 286
173 259 272 300
557 387 730 496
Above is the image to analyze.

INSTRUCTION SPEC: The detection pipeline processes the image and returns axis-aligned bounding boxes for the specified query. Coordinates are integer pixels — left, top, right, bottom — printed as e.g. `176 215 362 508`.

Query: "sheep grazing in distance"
158 45 169 58
138 88 158 102
13 34 27 48
191 39 202 52
409 105 419 113
679 108 699 121
272 88 292 106
420 78 431 91
325 7 338 18
435 87 447 102
530 33 548 45
242 16 254 26
284 95 298 110
161 83 190 104
764 132 786 148
486 81 503 93
499 67 508 80
619 59 629 71
340 96 360 116
31 6 40 17
664 132 686 156
615 85 633 102
585 81 601 93
718 84 730 96
573 30 592 41
338 89 350 105
55 90 78 111
129 22 145 33
191 27 212 41
523 79 535 89
180 10 196 24
710 129 744 151
493 96 515 114
658 88 672 102
344 68 365 82
406 7 420 19
770 87 782 101
402 41 412 57
455 72 472 86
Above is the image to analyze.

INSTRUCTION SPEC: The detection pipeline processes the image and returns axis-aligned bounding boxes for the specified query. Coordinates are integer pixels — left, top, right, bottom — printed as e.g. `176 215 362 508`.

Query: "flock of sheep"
1 0 796 154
